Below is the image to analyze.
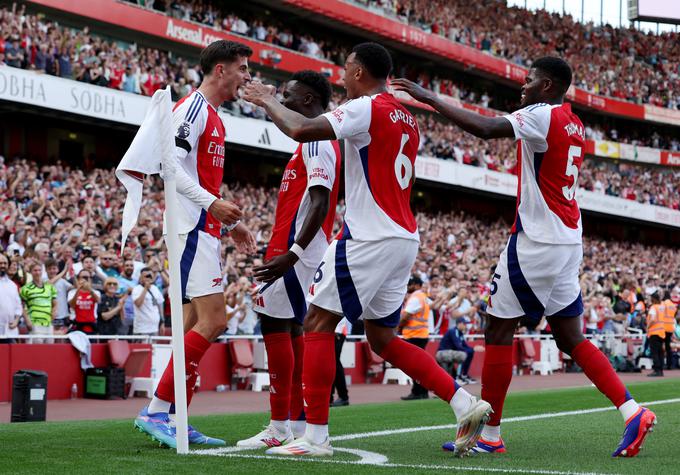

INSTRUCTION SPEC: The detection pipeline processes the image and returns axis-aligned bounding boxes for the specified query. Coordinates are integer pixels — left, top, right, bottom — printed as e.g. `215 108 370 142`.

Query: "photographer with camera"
131 267 164 337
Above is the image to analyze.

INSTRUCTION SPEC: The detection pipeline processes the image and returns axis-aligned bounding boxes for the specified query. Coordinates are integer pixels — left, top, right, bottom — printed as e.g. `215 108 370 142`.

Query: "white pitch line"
194 396 679 474
334 447 388 464
194 446 388 464
198 452 613 475
331 397 680 442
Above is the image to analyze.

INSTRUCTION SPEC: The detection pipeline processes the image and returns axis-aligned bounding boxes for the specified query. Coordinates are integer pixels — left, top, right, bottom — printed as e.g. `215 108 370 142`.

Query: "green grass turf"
1 379 678 475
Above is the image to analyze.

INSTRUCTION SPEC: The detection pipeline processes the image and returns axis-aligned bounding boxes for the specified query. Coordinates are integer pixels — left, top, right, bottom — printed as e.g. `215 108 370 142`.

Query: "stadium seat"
382 367 412 385
228 340 254 390
107 340 153 398
248 372 270 392
531 361 553 376
363 341 384 383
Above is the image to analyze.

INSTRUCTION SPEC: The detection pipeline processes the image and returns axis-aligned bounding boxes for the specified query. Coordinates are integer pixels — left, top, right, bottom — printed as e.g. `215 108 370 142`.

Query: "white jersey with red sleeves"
503 102 585 244
172 90 226 238
265 140 341 268
322 93 420 242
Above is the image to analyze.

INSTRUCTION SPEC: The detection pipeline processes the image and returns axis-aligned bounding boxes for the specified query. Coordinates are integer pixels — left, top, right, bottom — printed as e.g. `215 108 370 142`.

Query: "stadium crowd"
2 3 679 152
357 0 680 109
3 4 679 209
0 157 678 343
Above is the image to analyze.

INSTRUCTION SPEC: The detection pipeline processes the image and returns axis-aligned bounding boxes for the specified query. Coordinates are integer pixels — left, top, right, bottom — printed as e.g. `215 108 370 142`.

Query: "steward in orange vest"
661 292 678 370
646 292 665 377
399 276 431 400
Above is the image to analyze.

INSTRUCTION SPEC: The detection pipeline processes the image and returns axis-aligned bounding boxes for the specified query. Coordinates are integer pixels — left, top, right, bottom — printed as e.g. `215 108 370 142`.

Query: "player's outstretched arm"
243 82 336 142
391 78 514 140
253 186 330 283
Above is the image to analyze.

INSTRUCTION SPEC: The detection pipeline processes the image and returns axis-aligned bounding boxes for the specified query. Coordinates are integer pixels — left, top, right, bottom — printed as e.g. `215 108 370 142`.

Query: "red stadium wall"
0 343 231 402
0 338 531 402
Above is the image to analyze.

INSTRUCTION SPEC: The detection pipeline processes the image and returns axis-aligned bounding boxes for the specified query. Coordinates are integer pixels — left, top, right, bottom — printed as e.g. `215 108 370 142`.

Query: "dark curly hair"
351 42 392 80
532 56 572 95
290 70 333 109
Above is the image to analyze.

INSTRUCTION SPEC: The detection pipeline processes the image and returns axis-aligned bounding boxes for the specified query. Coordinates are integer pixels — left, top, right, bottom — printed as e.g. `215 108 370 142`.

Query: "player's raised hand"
242 81 276 107
230 222 257 254
208 199 242 226
391 78 436 104
253 252 298 284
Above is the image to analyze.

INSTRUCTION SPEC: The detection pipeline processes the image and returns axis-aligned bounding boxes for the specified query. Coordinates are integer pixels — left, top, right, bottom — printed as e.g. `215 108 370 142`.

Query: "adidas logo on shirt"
211 127 220 137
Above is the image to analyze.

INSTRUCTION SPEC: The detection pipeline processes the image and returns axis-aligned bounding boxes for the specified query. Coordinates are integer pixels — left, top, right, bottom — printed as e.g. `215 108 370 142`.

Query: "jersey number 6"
561 145 582 201
394 133 413 190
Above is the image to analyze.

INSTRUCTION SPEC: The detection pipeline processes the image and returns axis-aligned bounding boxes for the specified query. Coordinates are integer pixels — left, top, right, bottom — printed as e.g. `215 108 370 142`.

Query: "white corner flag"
116 87 190 454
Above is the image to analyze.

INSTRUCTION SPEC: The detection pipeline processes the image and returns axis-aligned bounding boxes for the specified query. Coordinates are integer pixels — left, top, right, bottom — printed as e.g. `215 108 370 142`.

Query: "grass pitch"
2 379 679 474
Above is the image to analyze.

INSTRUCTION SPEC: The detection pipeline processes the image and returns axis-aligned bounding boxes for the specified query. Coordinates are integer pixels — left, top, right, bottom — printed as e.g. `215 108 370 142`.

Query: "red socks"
290 335 305 421
571 339 630 407
379 336 456 402
155 330 211 406
302 332 336 425
482 345 514 426
264 333 294 421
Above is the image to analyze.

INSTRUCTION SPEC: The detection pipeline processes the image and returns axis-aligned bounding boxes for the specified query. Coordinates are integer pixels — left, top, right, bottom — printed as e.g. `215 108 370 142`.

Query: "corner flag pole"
159 91 190 455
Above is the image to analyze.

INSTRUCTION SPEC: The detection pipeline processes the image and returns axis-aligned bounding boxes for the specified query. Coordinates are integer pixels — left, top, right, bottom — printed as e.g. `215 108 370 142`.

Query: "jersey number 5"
394 133 413 190
561 145 581 201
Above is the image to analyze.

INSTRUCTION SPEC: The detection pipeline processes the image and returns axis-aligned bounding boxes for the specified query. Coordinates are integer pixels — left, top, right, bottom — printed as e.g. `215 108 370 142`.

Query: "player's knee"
259 314 290 335
301 305 339 334
485 325 514 345
302 307 326 333
554 335 583 356
291 322 303 338
366 327 397 355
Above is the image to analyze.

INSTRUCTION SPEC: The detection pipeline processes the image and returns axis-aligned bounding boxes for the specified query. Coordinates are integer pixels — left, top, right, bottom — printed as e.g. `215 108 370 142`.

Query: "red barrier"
0 345 10 402
0 342 229 401
1 338 549 402
197 343 230 391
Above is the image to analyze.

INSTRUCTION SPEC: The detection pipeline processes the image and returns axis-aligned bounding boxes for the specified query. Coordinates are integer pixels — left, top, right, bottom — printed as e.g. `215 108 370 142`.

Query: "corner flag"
116 87 190 454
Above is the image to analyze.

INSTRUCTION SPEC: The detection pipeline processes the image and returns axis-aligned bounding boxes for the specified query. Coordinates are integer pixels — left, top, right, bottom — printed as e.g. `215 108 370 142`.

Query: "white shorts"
487 231 583 322
254 259 316 324
179 229 223 300
308 237 419 327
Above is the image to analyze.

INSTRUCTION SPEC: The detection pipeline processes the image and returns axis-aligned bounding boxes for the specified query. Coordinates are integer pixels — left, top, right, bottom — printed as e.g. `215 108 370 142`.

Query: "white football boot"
265 435 333 456
236 424 294 449
454 397 493 457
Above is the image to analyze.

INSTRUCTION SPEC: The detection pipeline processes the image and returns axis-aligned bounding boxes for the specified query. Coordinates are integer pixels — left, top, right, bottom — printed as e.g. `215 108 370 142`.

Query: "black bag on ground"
84 367 125 399
11 370 48 422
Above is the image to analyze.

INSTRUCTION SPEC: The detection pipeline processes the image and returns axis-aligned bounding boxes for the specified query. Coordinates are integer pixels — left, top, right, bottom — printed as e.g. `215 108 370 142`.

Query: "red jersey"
322 93 420 242
266 140 341 266
172 91 226 237
504 102 585 244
